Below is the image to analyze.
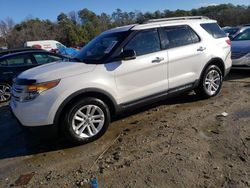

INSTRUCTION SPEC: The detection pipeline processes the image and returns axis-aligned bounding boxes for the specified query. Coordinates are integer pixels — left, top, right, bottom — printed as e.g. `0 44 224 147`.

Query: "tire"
0 83 11 103
196 65 223 98
61 97 110 144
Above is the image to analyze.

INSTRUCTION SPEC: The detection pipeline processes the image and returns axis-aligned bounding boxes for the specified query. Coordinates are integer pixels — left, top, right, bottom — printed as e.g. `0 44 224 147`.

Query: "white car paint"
11 17 232 127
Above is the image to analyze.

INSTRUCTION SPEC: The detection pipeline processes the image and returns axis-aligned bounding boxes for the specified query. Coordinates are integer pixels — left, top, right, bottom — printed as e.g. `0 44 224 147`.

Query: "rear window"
161 26 200 49
201 23 227 39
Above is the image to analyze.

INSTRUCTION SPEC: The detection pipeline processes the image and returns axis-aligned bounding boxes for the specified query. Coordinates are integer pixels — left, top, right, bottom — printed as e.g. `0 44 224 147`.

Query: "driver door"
114 28 168 104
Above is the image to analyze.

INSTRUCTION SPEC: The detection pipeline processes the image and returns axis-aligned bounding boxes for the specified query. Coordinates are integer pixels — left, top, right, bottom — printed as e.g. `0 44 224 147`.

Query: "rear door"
160 25 209 89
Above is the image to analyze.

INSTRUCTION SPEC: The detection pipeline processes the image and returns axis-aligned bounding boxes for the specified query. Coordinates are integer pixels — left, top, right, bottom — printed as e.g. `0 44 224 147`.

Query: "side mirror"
119 49 136 60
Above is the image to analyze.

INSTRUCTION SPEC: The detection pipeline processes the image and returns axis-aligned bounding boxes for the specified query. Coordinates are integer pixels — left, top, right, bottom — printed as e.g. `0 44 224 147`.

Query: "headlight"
26 80 60 93
23 79 60 101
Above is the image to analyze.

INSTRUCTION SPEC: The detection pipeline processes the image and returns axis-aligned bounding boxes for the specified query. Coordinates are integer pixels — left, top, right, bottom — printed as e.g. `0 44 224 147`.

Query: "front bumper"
10 99 51 127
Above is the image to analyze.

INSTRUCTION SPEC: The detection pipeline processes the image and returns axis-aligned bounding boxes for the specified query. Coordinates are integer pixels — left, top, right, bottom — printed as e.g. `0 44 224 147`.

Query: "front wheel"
196 65 223 98
0 83 11 103
61 97 110 144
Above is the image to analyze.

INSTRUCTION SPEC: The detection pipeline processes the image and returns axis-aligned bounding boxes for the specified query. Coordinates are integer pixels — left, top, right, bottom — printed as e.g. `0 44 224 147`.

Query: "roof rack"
146 16 210 23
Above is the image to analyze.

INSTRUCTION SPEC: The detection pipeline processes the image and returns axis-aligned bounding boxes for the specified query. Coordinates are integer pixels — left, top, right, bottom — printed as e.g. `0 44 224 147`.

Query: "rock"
118 137 123 142
123 128 130 132
124 160 131 167
130 120 139 124
213 166 220 170
113 152 121 161
105 158 113 164
15 172 35 186
204 175 210 179
239 155 246 162
45 171 52 181
161 169 168 173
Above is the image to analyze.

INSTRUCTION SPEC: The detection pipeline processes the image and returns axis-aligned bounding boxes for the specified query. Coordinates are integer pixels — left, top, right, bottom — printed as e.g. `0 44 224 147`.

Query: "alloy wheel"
204 69 221 96
0 84 11 102
71 105 105 138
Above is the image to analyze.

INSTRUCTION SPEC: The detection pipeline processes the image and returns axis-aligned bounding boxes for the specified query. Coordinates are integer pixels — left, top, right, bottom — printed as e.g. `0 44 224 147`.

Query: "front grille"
13 86 23 93
231 52 248 59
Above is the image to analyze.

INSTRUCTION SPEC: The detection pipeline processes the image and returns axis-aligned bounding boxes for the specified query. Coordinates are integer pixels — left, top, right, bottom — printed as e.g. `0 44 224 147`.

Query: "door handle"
152 57 164 63
197 46 206 52
3 71 13 74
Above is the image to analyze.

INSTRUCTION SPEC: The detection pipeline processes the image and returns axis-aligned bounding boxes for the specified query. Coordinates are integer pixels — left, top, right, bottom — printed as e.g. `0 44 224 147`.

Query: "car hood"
18 61 96 82
231 40 250 52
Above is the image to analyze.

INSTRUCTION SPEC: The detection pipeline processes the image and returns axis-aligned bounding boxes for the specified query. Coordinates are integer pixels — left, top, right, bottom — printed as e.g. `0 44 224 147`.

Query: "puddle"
234 109 250 120
199 122 221 140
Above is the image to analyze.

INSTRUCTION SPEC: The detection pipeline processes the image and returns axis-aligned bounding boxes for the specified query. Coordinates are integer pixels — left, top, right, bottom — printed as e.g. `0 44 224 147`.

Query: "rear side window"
161 26 200 49
5 55 33 67
124 29 161 56
201 23 226 38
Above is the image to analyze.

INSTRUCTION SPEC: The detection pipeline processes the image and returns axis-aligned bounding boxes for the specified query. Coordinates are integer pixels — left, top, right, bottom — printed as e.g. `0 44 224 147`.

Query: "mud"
0 69 249 188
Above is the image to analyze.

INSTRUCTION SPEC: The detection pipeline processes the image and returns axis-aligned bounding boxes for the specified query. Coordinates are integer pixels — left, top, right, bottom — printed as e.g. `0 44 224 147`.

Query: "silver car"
231 27 250 69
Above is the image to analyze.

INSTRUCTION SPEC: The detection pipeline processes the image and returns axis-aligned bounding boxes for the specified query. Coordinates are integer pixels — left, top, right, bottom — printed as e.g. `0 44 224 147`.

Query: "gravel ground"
0 69 249 188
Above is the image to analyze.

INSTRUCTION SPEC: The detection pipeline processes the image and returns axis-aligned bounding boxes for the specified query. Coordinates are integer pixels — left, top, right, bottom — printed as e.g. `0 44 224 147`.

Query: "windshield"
233 28 250 41
223 27 240 36
74 31 130 64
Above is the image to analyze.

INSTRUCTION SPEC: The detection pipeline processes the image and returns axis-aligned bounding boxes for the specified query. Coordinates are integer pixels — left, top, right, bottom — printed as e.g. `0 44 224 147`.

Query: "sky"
0 0 249 23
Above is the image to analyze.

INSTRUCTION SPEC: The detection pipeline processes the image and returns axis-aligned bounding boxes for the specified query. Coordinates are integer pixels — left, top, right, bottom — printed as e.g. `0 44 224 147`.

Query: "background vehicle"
11 16 231 144
222 26 241 39
0 48 45 57
24 40 66 51
231 26 250 69
0 50 66 102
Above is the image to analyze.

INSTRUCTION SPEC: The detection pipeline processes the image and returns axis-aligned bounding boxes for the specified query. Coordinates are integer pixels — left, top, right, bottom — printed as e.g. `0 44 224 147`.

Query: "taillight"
226 39 231 45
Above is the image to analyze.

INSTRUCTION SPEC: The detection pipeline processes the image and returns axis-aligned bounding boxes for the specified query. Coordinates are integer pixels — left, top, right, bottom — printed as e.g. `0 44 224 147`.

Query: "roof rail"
146 16 210 23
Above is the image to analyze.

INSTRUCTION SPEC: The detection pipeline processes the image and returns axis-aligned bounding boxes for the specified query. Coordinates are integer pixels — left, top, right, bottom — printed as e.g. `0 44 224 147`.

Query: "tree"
0 18 14 46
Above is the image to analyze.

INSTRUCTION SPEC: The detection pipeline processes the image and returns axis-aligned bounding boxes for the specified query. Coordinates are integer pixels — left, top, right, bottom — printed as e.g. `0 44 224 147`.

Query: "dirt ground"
0 70 249 188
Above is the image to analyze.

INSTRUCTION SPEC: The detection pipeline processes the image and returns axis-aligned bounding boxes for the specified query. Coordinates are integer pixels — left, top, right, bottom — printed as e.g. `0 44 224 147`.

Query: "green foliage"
2 4 250 48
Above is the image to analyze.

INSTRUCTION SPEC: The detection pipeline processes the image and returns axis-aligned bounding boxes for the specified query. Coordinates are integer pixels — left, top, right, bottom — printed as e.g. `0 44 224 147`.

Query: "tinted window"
161 26 200 49
5 55 33 67
0 59 8 66
124 29 161 56
201 23 227 38
34 54 62 64
233 28 250 41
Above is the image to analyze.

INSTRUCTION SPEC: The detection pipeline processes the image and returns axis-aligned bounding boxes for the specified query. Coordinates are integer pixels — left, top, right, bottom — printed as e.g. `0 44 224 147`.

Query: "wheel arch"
200 58 225 79
54 88 119 126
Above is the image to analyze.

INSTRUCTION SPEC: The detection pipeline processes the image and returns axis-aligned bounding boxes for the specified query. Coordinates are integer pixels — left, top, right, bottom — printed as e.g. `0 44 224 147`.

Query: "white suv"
10 16 232 144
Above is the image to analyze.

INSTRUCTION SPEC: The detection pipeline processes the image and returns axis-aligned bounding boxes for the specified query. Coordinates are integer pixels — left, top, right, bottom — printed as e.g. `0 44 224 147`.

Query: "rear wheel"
0 83 11 103
196 65 223 98
61 97 110 144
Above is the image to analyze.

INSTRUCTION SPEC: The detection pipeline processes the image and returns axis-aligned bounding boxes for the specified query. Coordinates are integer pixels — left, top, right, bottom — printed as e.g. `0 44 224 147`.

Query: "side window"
188 27 200 43
201 23 227 39
47 55 63 62
0 59 8 66
124 29 161 56
6 55 33 67
33 54 49 64
162 26 200 49
34 54 62 64
56 43 65 49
